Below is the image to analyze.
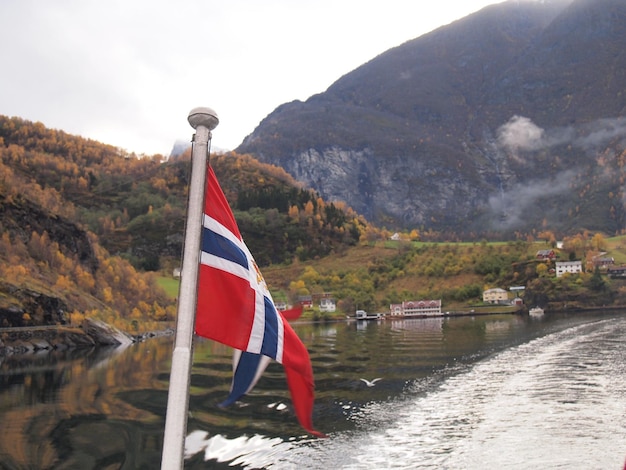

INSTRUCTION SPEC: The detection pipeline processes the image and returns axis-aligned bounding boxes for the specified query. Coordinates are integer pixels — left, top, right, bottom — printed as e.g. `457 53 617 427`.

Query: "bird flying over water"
360 378 382 387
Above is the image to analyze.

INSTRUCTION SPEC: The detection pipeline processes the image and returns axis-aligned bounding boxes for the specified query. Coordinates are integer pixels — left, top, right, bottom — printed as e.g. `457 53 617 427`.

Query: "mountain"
236 0 626 238
2 116 624 327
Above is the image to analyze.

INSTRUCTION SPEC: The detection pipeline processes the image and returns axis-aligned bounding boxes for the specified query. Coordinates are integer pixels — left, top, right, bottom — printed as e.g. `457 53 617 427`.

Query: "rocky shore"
0 318 172 356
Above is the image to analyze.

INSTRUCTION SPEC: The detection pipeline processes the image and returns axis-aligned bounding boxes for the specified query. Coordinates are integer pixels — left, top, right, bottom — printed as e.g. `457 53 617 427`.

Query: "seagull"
360 377 382 387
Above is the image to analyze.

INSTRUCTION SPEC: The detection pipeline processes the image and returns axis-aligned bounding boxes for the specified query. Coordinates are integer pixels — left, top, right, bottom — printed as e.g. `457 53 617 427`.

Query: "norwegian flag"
195 166 324 437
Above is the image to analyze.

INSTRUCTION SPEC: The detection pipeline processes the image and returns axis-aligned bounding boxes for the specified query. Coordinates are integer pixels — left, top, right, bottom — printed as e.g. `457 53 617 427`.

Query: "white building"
319 298 336 312
483 288 508 304
556 260 583 277
389 300 442 317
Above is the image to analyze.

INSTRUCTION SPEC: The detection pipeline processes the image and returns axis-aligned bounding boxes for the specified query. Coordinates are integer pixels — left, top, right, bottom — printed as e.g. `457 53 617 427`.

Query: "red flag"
280 305 303 321
195 166 325 437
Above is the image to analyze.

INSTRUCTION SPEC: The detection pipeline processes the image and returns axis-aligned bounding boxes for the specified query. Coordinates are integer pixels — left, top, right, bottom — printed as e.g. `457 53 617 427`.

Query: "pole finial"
188 107 219 130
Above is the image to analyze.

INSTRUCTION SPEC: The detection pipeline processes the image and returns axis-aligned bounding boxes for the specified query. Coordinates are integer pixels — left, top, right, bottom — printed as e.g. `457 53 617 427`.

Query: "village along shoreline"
3 302 623 359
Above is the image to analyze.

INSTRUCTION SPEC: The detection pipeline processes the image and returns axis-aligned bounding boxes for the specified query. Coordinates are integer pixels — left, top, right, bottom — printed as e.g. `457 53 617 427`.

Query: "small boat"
529 306 544 317
355 310 384 320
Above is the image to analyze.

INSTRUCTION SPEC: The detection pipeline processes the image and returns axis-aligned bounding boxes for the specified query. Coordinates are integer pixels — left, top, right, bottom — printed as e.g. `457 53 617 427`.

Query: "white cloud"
497 116 546 151
497 115 626 154
574 117 626 150
488 170 577 230
491 114 626 229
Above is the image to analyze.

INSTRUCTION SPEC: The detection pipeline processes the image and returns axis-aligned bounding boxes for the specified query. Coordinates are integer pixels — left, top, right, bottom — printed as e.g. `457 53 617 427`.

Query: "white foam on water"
270 317 626 469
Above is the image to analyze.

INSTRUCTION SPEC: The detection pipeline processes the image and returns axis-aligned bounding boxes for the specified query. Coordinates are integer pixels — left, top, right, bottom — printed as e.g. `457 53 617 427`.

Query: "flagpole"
161 107 219 470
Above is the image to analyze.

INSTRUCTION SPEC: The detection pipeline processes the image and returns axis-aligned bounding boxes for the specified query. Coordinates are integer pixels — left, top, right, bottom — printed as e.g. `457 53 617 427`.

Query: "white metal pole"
161 107 219 470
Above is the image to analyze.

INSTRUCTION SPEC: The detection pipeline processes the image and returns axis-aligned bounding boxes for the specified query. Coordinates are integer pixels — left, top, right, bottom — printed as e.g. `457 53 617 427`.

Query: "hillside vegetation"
0 116 368 331
0 116 624 334
264 233 626 317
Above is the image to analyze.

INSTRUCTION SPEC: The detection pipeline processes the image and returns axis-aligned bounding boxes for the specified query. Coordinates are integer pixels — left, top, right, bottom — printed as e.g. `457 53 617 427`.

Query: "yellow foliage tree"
54 274 74 291
591 233 606 251
102 286 114 303
288 205 299 221
69 310 85 326
536 263 548 277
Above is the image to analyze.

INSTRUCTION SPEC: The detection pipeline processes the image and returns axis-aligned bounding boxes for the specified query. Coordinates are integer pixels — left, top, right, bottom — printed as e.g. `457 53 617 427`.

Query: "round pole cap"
188 107 219 130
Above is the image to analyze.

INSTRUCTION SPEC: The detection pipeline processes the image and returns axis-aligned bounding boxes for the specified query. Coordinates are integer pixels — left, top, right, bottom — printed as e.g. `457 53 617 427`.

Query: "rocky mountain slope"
237 0 626 237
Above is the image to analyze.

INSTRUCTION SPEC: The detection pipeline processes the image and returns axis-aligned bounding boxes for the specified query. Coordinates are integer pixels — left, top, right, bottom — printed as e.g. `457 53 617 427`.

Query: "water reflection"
0 340 172 469
0 312 621 469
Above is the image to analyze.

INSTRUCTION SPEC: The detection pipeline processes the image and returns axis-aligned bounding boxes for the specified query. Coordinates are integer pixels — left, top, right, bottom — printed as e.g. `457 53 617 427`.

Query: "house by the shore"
389 300 442 318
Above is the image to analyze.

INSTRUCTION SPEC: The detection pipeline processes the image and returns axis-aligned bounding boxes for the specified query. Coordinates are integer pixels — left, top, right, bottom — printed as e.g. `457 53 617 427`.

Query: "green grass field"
157 276 180 299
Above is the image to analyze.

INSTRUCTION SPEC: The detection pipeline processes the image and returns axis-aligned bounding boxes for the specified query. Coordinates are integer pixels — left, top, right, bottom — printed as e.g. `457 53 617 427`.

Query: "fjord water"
1 312 625 469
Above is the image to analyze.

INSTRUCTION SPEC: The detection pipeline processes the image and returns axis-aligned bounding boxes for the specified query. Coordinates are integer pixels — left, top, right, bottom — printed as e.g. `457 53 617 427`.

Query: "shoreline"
303 303 626 324
3 304 623 356
0 319 174 357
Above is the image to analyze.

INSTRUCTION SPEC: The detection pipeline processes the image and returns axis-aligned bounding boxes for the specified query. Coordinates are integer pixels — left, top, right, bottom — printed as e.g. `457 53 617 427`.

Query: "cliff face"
237 0 626 236
0 283 69 327
276 146 487 229
0 193 97 273
0 193 98 327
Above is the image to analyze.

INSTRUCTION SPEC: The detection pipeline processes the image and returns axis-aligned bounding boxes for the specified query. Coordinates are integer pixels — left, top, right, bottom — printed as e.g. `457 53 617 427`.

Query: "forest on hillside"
0 116 372 330
0 116 369 269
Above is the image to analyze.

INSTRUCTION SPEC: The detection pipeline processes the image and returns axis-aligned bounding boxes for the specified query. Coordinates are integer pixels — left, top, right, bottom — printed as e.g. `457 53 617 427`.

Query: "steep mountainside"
237 0 626 238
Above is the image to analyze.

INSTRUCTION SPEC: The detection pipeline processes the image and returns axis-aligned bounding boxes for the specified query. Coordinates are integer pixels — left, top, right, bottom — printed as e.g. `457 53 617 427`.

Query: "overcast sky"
0 0 505 156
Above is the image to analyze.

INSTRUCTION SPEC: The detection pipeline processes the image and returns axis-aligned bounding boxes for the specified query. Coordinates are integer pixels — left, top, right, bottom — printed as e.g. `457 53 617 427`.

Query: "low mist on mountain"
237 0 626 239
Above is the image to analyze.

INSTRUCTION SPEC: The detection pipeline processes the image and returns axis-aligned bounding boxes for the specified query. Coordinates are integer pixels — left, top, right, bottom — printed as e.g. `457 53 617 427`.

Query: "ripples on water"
1 313 625 469
186 315 626 469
